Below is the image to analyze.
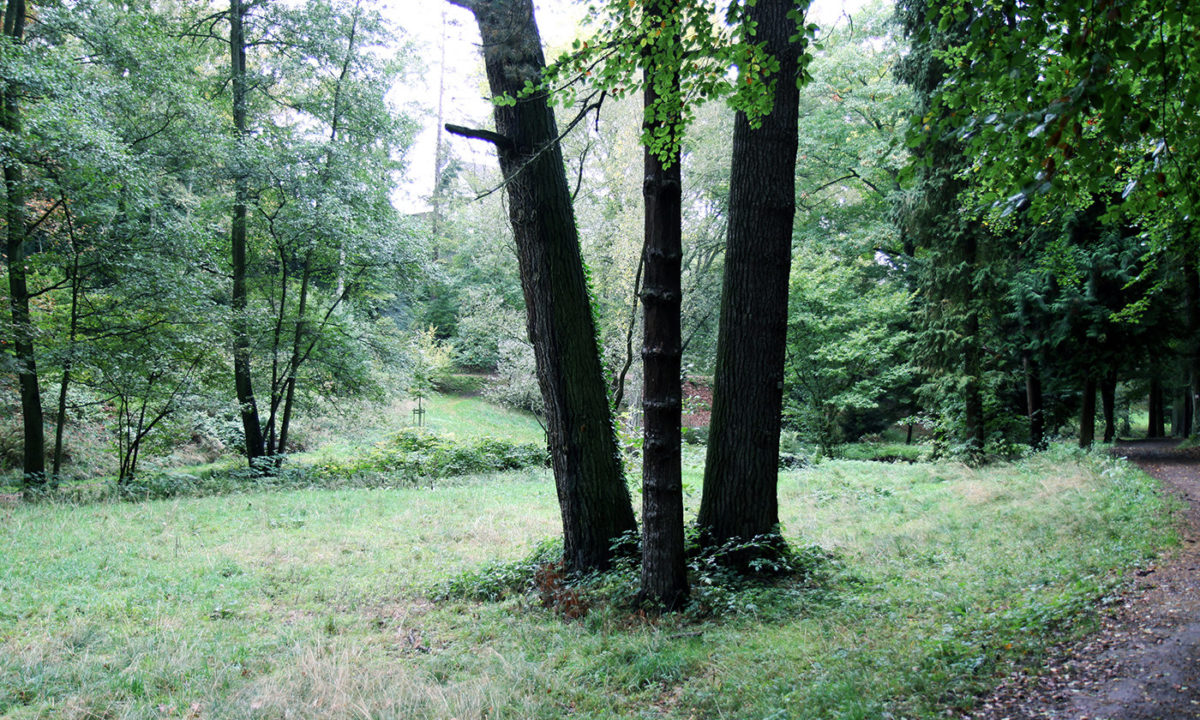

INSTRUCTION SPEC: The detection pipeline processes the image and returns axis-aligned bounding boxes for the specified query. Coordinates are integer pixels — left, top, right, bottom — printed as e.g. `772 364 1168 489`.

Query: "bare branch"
445 123 513 150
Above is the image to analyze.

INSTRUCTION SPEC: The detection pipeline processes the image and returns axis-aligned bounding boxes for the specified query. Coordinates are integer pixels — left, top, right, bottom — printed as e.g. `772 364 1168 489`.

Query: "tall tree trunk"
699 0 801 563
1148 375 1165 438
639 41 687 609
1079 376 1097 448
230 0 265 464
1023 349 1045 450
1100 371 1117 443
446 0 636 575
3 0 44 493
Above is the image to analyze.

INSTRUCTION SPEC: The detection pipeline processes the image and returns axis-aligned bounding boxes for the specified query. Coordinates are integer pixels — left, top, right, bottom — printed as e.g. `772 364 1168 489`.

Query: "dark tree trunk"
699 0 800 562
1023 349 1045 450
1184 386 1195 438
639 51 688 609
3 0 45 493
1187 252 1200 437
230 0 265 464
447 0 636 575
276 256 310 457
1100 371 1117 443
1079 376 1097 448
1148 376 1165 438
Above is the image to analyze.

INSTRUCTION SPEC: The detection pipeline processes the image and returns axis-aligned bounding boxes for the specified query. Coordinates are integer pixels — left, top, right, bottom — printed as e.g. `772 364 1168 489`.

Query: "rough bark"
1079 376 1097 448
447 0 636 575
639 53 688 609
3 0 45 492
698 0 800 560
1023 349 1045 450
230 0 265 464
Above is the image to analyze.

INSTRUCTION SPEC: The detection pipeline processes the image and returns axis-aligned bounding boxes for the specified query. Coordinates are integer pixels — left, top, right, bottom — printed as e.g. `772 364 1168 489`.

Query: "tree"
785 249 915 454
699 0 808 564
929 2 1200 434
638 0 688 608
445 0 637 575
895 0 990 460
1 0 45 492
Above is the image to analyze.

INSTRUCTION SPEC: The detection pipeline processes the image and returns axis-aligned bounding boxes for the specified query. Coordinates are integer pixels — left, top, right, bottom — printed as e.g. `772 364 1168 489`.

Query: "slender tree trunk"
1187 252 1200 437
230 0 265 465
1148 375 1165 438
1184 385 1195 438
277 256 311 457
699 0 801 564
1100 371 1117 443
53 243 82 485
1023 349 1045 450
1172 385 1185 437
3 0 44 494
639 46 688 609
1079 376 1097 448
447 0 636 575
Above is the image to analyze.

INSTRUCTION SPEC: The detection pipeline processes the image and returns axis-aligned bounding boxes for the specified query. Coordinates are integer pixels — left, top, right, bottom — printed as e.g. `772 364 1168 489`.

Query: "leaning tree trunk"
698 0 801 565
639 40 688 609
1079 376 1097 448
446 0 636 575
229 0 265 464
3 0 45 493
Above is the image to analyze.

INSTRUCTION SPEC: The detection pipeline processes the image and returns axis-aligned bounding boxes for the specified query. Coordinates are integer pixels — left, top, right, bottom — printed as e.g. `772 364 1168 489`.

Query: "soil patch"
968 439 1200 720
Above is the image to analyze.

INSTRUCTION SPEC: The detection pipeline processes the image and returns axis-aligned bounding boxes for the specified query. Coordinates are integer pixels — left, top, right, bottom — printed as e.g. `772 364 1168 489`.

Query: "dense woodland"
3 0 1200 610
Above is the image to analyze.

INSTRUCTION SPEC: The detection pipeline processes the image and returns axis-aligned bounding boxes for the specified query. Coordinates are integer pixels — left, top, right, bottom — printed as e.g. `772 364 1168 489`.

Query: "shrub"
312 427 549 483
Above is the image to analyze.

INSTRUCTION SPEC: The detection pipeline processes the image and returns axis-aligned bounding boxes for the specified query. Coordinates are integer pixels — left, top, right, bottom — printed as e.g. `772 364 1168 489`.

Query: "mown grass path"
971 440 1200 720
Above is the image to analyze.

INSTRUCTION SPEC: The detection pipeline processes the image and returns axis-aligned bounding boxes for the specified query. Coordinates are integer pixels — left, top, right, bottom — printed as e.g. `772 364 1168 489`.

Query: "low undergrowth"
0 445 1179 719
14 427 550 503
433 531 841 623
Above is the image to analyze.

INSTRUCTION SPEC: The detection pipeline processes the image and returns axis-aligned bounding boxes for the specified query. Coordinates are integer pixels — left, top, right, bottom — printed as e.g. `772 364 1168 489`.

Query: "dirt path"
969 440 1200 720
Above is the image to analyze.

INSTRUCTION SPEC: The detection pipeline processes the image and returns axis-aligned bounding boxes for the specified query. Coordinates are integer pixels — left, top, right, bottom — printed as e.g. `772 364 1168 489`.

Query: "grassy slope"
0 445 1178 719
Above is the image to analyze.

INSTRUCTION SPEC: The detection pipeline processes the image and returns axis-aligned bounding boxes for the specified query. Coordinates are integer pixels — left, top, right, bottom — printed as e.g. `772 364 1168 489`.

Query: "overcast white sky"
388 0 874 212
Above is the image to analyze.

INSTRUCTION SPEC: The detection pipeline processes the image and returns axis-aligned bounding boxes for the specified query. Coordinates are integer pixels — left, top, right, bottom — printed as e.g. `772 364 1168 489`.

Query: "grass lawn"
0 444 1179 719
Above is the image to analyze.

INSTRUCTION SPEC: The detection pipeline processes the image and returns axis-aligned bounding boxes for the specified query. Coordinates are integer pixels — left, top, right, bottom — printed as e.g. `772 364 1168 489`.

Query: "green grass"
0 444 1179 719
299 392 545 466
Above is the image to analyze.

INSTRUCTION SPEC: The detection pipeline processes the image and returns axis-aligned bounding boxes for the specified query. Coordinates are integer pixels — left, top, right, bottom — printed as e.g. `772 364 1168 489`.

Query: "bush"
311 427 549 483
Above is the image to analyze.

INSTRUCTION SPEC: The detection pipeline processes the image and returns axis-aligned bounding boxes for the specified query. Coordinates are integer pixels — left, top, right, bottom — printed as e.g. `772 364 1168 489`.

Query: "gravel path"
969 440 1200 720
